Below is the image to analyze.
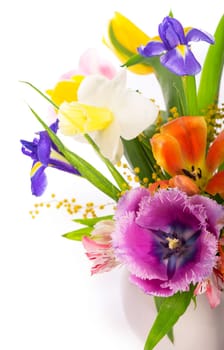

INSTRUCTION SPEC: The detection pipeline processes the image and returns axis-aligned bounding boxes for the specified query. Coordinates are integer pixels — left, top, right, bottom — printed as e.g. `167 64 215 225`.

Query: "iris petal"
137 41 165 57
37 131 51 165
31 161 47 196
185 28 215 44
160 46 201 75
159 16 186 49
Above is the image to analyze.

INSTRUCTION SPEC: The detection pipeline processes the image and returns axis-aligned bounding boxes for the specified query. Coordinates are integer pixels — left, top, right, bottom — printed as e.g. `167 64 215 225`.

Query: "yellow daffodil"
59 70 159 163
46 75 84 106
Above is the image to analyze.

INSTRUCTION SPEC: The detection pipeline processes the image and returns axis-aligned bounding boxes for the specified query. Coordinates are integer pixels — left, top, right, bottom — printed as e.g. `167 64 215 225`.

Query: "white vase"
121 270 224 350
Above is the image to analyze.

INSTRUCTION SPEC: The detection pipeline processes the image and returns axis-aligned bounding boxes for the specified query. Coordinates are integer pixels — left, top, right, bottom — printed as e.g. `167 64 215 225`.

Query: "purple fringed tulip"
138 16 214 75
113 188 224 296
20 120 80 196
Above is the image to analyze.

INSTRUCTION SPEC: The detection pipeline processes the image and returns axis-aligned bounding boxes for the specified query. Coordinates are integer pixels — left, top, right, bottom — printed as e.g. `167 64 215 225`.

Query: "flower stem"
84 134 129 191
182 75 198 115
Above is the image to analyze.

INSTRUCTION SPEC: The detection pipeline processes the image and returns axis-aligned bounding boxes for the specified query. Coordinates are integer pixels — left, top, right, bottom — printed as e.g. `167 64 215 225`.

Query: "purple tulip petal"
113 211 167 280
160 47 201 75
113 188 224 296
130 275 173 297
189 195 224 238
115 187 149 219
186 28 215 44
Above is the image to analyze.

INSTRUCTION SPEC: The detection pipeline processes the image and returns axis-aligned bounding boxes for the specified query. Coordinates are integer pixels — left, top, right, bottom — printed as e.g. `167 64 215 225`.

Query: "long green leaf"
198 15 224 111
73 215 113 226
28 106 120 201
154 297 174 343
62 226 92 241
144 287 194 350
84 134 129 191
20 81 59 109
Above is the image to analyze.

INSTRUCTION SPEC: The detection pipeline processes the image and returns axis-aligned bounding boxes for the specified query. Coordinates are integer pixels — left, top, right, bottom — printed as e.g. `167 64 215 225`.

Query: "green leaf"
28 106 120 201
198 15 224 111
62 226 93 240
73 215 113 226
124 55 188 116
84 134 129 191
63 215 114 240
122 137 155 183
154 297 174 343
20 81 59 109
121 53 146 67
144 287 194 350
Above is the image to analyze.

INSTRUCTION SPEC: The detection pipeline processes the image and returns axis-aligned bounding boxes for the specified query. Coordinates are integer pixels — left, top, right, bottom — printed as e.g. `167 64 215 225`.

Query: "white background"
1 1 224 349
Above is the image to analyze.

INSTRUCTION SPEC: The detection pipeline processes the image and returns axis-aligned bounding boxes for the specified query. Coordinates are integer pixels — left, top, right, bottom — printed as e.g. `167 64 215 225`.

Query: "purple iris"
113 188 224 296
20 119 80 196
137 16 214 75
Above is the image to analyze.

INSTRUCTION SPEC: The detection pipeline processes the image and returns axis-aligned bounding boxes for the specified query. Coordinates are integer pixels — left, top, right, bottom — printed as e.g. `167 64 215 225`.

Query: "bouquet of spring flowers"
21 10 224 350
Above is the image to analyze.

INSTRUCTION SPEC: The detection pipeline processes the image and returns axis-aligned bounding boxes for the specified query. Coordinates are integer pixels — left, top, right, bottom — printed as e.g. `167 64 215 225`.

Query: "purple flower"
113 188 224 296
20 120 80 196
137 16 214 75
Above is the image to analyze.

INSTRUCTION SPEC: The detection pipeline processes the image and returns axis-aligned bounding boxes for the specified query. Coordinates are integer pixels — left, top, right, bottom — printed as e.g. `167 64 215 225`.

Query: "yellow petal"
103 12 155 75
46 75 84 106
59 102 113 135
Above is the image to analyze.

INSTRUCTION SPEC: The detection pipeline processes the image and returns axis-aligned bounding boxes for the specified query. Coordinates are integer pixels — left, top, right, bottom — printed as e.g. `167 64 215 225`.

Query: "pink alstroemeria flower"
195 239 224 308
60 48 117 80
82 220 120 275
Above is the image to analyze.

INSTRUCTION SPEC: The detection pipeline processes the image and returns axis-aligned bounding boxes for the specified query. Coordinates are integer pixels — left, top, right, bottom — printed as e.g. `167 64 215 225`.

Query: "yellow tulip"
103 12 155 75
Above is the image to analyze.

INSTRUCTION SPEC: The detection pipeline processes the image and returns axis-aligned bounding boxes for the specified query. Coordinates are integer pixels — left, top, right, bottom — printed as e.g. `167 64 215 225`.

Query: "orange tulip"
151 116 224 198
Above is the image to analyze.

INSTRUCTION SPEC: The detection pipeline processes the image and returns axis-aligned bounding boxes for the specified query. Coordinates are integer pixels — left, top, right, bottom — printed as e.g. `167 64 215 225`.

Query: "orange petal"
205 171 224 198
169 175 200 195
160 116 207 167
148 180 169 194
150 133 185 176
206 130 224 174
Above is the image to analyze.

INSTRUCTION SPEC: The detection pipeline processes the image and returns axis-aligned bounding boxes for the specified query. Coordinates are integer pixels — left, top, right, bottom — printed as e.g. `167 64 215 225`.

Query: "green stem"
182 75 198 115
84 134 129 191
